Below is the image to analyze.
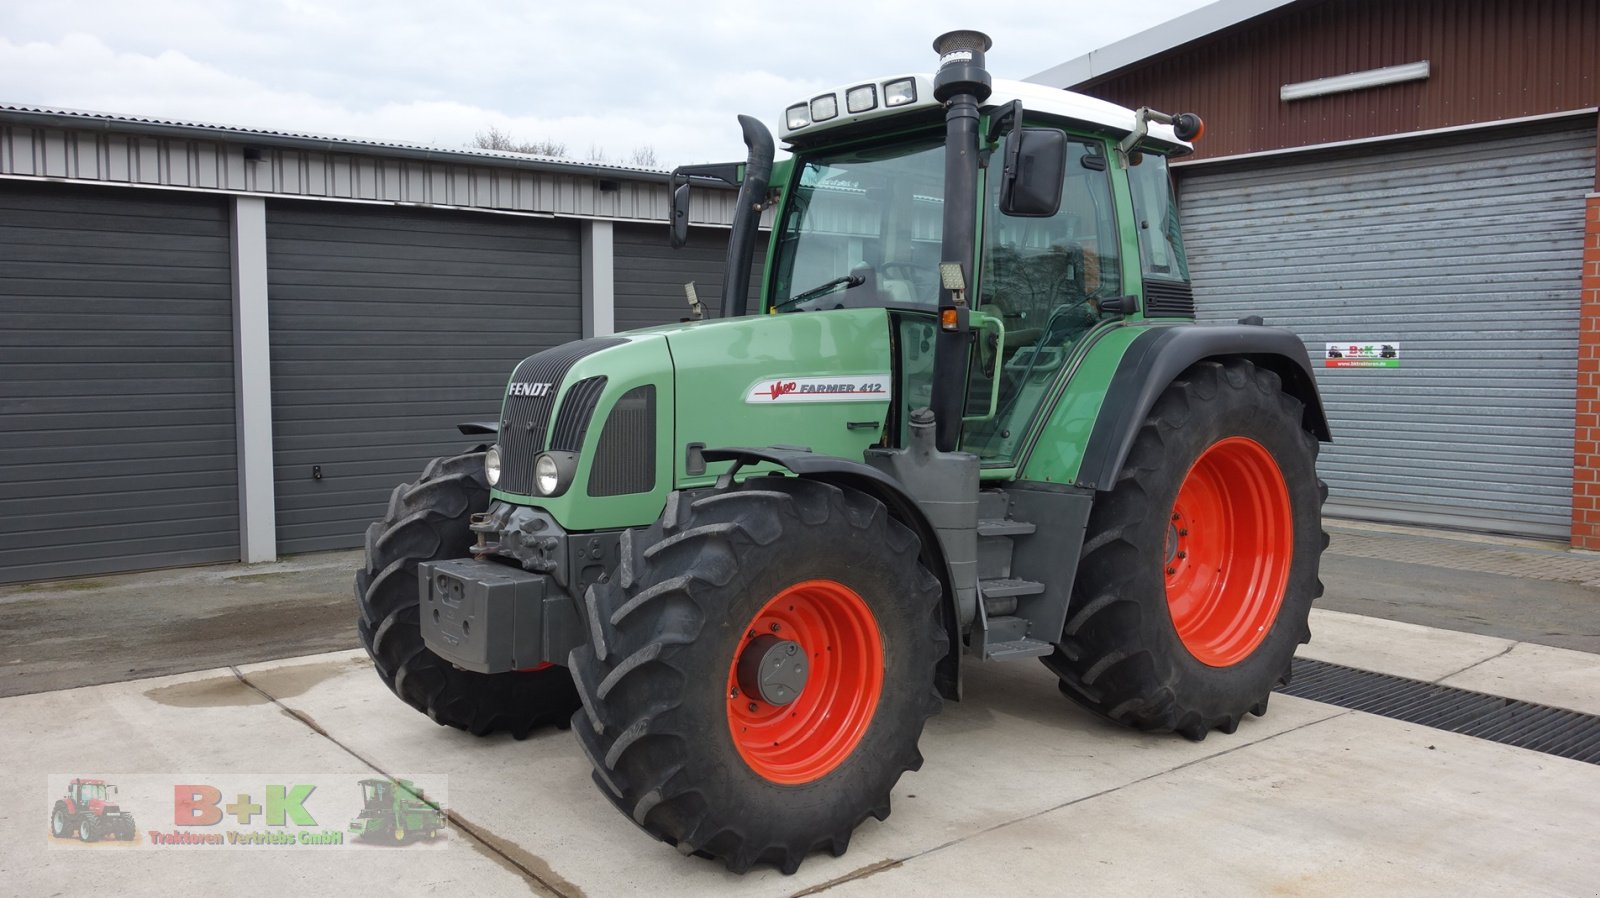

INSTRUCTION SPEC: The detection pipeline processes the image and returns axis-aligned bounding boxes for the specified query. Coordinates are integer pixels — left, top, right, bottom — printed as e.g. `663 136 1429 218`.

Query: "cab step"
979 577 1045 617
985 637 1054 660
978 518 1037 538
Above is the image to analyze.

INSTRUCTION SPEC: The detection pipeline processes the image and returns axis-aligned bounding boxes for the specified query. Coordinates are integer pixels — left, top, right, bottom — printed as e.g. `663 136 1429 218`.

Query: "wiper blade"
774 273 865 311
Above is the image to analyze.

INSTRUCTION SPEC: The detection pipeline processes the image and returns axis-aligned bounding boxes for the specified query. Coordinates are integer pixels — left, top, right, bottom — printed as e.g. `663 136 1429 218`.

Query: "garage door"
1178 122 1595 538
0 182 238 583
613 223 767 330
267 203 583 554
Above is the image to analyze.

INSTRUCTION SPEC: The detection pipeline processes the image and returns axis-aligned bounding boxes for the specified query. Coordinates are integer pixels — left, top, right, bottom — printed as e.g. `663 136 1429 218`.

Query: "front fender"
700 446 964 701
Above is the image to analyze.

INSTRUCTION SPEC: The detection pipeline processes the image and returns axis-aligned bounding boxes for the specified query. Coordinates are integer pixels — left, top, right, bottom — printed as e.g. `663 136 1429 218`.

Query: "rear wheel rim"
726 579 884 785
1165 437 1293 667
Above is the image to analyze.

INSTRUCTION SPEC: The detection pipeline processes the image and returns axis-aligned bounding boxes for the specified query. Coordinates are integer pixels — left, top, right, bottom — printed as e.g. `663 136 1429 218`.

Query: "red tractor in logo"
51 778 136 842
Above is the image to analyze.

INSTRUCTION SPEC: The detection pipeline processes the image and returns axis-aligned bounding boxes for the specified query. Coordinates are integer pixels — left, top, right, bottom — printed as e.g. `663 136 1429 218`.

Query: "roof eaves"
0 103 684 185
1024 0 1296 88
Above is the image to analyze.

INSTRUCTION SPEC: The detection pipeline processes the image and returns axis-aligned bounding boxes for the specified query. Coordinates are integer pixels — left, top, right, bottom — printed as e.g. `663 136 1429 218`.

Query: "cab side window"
980 137 1120 345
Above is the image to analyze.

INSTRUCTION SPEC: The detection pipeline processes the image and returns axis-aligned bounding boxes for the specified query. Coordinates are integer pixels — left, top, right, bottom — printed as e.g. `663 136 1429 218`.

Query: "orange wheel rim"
726 579 883 784
1165 437 1293 667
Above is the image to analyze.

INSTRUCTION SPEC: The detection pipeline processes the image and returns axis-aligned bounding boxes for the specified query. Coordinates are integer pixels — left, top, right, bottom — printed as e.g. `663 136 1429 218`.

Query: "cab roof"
779 75 1191 153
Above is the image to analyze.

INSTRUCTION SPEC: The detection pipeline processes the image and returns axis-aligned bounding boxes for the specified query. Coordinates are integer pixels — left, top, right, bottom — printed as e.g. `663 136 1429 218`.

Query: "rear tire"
569 476 945 874
1044 359 1326 740
356 451 581 738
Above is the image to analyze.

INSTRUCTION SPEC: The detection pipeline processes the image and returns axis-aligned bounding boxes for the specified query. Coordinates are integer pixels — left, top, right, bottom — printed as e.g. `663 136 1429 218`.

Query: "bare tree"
471 126 568 158
471 128 664 168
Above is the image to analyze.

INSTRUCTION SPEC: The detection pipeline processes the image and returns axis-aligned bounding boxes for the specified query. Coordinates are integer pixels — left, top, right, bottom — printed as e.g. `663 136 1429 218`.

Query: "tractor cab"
69 779 110 809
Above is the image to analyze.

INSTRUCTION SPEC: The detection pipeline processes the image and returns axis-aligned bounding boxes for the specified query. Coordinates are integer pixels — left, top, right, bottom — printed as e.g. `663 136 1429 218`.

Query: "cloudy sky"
0 0 1215 167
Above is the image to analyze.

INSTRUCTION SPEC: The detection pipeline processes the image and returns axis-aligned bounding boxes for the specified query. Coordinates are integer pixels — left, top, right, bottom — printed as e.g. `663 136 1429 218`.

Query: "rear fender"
700 447 963 700
1075 324 1331 491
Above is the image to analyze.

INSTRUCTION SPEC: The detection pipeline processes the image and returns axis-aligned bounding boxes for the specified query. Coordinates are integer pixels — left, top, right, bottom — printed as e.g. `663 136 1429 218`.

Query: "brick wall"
1571 193 1600 548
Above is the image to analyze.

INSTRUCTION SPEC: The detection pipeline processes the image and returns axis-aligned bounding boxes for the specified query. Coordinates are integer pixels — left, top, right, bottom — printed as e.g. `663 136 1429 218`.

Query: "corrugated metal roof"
1025 0 1299 87
0 102 676 182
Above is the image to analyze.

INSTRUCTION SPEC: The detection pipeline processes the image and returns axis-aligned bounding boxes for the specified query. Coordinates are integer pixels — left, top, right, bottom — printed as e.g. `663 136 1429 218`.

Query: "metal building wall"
1078 0 1600 161
0 181 239 583
1178 121 1596 536
265 202 583 554
611 224 768 331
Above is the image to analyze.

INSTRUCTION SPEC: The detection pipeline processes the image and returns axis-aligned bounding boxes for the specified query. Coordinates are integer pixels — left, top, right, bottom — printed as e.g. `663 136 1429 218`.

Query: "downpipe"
929 30 992 451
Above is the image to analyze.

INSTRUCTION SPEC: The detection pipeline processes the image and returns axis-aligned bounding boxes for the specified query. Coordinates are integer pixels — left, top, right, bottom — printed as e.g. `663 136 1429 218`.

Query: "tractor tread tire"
355 450 580 739
1044 358 1325 741
569 476 945 875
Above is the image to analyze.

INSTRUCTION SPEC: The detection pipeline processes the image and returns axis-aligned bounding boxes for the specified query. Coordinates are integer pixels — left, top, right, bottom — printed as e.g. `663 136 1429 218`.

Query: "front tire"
569 477 945 874
79 819 96 843
355 452 581 738
1045 358 1326 740
50 805 69 838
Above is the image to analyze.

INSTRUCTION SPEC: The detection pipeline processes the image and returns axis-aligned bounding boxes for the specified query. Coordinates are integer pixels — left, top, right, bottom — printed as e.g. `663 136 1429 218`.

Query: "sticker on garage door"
1324 342 1400 368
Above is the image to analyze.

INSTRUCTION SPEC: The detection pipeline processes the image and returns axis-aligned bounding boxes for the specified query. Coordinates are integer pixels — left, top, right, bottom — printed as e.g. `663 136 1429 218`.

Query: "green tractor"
349 778 444 843
356 30 1328 874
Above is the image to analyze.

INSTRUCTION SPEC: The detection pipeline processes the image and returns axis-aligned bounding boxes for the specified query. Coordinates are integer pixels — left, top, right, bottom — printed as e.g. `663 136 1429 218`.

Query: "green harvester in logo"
348 778 444 844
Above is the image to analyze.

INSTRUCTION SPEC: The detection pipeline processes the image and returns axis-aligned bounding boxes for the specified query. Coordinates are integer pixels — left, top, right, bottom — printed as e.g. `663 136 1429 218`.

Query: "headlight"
846 84 877 113
535 453 560 496
883 77 917 107
785 103 810 130
809 93 838 122
484 445 501 486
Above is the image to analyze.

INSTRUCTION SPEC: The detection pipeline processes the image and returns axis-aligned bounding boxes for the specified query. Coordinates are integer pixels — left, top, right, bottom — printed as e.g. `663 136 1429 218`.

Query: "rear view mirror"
670 181 691 248
1000 127 1067 218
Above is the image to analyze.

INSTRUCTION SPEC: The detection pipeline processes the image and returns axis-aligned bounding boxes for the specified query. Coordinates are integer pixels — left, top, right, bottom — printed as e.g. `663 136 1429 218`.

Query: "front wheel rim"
726 579 884 785
1165 437 1293 667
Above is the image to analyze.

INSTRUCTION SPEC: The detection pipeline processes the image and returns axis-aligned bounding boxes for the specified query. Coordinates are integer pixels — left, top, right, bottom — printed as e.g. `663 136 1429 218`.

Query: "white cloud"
0 0 1218 166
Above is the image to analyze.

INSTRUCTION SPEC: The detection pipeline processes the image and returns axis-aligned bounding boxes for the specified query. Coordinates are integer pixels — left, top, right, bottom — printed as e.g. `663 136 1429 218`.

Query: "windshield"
770 136 945 312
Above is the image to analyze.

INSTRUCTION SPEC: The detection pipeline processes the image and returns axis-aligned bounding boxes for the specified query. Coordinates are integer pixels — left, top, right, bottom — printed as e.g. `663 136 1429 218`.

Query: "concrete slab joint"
231 195 278 563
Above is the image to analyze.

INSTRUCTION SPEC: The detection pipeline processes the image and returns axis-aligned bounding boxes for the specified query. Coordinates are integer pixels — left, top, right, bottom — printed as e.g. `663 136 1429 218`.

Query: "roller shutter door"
266 203 582 554
1178 122 1595 538
0 182 237 583
613 223 767 330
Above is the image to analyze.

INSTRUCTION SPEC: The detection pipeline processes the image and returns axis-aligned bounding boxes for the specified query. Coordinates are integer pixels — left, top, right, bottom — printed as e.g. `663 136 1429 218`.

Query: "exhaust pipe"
720 114 774 319
929 30 992 451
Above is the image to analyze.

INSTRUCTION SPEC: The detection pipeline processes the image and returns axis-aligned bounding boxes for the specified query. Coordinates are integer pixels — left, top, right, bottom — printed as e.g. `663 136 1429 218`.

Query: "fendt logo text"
508 382 554 397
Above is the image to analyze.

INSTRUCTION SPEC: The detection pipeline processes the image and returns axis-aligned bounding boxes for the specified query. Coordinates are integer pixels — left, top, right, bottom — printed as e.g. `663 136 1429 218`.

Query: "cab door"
961 134 1126 465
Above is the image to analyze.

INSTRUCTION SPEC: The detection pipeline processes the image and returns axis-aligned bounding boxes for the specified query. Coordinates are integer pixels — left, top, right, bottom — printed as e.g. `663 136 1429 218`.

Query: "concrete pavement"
4 608 1599 897
5 517 1599 699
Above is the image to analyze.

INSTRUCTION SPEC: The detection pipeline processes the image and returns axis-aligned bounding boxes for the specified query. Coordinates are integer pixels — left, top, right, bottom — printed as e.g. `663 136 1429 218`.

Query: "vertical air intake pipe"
720 114 775 319
929 30 992 451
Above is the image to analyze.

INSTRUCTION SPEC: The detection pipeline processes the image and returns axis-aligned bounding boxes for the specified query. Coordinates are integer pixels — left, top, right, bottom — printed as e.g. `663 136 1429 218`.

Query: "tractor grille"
549 376 608 452
498 338 624 495
588 385 656 497
1143 279 1195 318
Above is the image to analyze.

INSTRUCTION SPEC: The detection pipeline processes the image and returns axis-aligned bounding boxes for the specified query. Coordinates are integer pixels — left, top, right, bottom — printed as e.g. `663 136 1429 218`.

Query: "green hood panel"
665 308 893 485
489 309 892 532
